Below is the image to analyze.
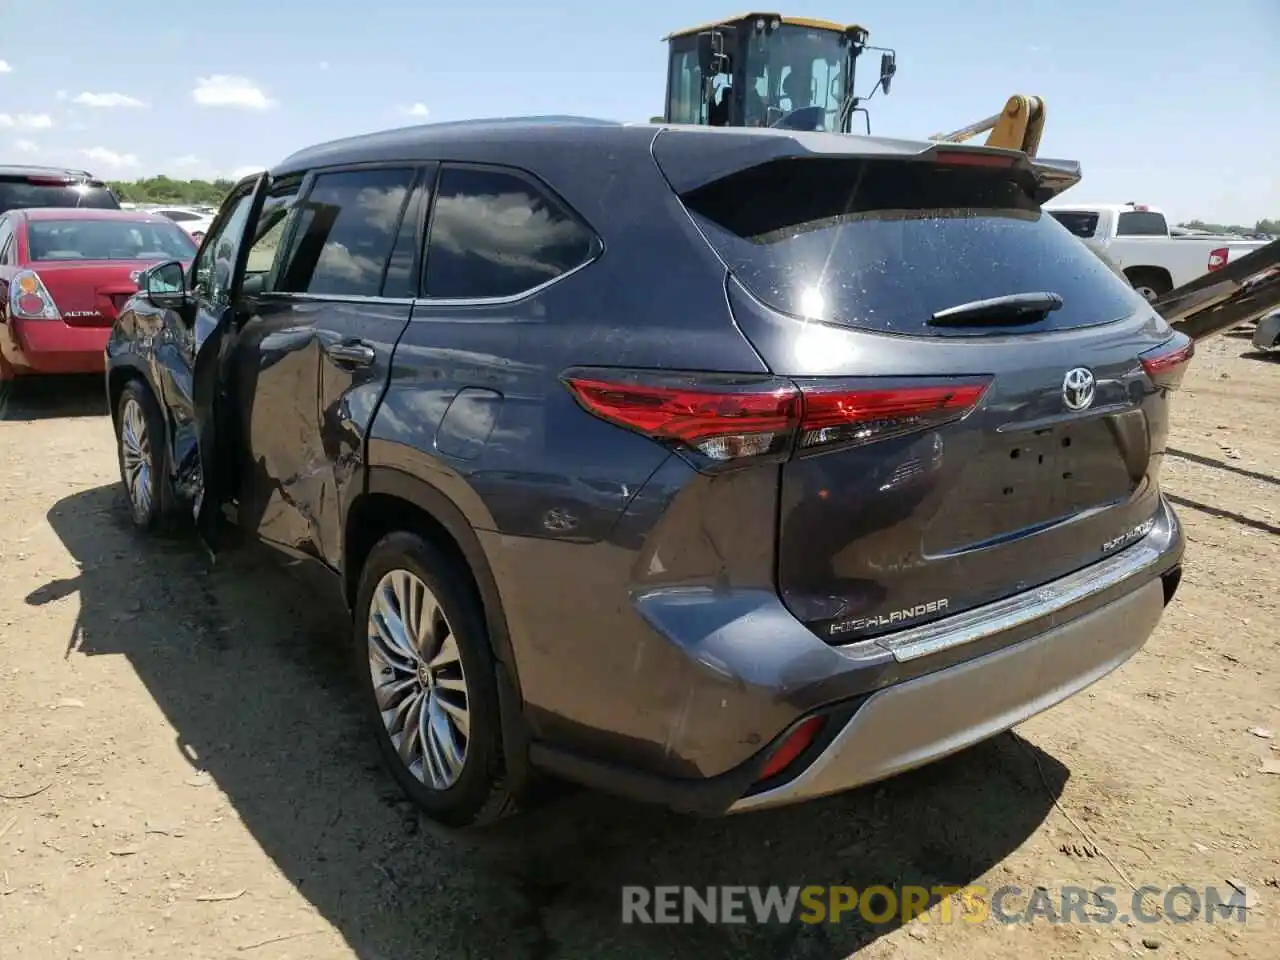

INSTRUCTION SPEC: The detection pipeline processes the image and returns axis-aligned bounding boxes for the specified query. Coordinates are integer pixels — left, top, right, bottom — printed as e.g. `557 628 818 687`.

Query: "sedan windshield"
27 219 198 261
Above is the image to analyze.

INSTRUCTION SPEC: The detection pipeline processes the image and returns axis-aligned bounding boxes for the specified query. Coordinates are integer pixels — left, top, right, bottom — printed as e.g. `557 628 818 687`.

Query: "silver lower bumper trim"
841 538 1164 664
730 577 1167 814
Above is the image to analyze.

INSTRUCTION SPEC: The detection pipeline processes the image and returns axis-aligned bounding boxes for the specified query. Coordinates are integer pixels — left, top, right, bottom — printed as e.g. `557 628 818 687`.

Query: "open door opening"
190 171 273 555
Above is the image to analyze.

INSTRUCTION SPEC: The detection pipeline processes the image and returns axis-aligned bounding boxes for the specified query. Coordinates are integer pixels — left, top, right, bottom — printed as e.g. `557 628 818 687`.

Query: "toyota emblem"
1062 367 1096 411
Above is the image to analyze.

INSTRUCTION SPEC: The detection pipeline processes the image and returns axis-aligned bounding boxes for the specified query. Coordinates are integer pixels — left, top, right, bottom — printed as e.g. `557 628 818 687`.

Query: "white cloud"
192 75 274 110
0 113 53 129
82 146 140 170
173 154 202 167
318 61 330 71
73 91 147 109
0 60 11 74
14 139 38 153
400 102 429 118
55 90 68 100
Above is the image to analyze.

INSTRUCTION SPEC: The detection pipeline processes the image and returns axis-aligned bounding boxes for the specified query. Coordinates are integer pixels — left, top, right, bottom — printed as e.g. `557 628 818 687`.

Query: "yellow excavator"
656 13 1047 157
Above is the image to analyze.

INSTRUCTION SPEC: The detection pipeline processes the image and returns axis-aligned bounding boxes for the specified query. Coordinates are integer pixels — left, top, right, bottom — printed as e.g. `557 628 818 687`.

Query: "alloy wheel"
120 396 153 518
367 569 471 790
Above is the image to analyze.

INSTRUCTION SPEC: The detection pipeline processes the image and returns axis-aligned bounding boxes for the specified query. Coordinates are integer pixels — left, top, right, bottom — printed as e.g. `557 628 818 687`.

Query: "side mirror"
143 260 190 309
696 29 726 75
879 52 897 95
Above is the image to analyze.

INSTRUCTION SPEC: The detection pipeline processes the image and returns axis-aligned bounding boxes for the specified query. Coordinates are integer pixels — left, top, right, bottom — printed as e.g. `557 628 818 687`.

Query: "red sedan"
0 208 197 380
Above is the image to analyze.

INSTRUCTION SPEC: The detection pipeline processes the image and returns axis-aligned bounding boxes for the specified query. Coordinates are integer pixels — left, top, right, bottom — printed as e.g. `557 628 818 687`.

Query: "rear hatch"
655 131 1190 642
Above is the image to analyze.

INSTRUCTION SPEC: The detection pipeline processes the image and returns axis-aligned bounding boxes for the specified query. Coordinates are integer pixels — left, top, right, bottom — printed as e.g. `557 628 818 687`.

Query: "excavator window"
667 47 705 125
743 26 847 131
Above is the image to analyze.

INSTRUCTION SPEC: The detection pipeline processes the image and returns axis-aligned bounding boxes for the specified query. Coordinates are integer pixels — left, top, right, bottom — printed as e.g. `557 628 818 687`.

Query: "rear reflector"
757 716 825 782
1207 247 1229 272
1139 333 1194 389
563 369 991 463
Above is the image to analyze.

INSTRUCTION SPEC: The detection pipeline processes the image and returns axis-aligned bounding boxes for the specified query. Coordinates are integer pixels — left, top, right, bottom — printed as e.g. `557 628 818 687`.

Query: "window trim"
415 161 603 308
256 160 428 302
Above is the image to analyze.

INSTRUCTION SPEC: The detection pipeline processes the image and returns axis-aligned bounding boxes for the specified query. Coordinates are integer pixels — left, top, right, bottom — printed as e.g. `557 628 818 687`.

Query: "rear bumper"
528 495 1183 815
0 319 109 375
730 574 1165 812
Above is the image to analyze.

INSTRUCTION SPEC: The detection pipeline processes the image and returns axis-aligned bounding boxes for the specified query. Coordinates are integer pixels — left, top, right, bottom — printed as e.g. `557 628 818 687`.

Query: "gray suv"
105 118 1188 826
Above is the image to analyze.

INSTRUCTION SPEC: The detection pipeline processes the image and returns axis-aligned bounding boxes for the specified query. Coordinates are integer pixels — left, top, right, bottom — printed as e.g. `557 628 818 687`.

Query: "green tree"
107 177 235 207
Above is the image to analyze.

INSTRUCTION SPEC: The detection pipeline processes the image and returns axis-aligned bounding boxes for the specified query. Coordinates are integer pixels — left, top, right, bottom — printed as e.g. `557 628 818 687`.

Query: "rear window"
681 158 1141 336
0 178 119 214
1048 210 1099 238
27 219 197 261
1115 210 1168 236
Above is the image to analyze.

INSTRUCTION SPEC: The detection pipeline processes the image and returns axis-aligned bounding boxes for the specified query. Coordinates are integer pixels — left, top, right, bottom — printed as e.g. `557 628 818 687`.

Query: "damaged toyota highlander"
105 118 1189 826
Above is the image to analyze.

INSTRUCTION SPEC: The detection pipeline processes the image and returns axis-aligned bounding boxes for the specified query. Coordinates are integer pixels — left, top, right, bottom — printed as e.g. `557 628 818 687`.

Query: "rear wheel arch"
346 467 519 687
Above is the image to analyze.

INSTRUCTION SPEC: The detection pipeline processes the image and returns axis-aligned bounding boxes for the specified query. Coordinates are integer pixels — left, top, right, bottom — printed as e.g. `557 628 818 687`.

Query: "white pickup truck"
1043 202 1270 302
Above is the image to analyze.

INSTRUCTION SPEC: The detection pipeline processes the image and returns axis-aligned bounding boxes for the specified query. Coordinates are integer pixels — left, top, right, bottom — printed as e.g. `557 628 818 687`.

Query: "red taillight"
562 369 991 463
933 151 1016 168
757 716 825 781
1140 333 1194 389
24 175 73 186
8 270 61 320
1207 247 1229 272
797 380 991 450
562 373 800 461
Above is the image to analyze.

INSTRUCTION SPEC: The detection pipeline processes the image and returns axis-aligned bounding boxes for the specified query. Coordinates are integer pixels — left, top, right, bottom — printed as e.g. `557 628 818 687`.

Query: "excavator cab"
660 13 896 134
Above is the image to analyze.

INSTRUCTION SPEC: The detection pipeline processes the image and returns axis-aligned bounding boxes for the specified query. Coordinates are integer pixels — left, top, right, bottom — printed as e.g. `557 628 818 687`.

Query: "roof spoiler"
1026 157 1081 204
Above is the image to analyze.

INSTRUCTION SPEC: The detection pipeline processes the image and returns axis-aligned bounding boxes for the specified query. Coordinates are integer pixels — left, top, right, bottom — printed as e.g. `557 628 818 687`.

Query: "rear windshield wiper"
929 292 1064 327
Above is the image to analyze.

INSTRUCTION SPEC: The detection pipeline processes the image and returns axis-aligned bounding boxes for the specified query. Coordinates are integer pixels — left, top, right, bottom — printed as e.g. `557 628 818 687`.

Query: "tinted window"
381 179 424 299
681 158 1142 337
0 178 118 214
244 182 301 283
194 191 256 309
1116 211 1168 236
424 165 597 300
276 168 415 297
158 209 201 222
1048 211 1100 238
27 219 197 261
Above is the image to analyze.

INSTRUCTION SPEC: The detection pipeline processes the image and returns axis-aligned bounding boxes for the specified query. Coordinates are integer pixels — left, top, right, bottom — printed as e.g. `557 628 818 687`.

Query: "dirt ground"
1 331 1277 960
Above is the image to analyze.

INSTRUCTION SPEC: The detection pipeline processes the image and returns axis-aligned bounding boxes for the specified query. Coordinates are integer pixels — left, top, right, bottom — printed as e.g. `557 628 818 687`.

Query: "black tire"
1125 268 1173 303
114 379 180 533
353 531 517 827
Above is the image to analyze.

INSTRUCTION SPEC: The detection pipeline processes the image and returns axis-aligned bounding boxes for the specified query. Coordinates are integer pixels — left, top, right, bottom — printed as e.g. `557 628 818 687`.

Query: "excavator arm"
931 95 1046 158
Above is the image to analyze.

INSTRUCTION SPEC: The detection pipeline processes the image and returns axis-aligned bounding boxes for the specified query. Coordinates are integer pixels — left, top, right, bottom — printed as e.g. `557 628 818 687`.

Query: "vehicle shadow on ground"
0 374 107 420
33 483 1065 960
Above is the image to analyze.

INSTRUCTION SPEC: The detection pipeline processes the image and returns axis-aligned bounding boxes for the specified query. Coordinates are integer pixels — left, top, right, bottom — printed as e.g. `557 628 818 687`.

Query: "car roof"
17 207 172 223
270 115 953 181
0 164 102 180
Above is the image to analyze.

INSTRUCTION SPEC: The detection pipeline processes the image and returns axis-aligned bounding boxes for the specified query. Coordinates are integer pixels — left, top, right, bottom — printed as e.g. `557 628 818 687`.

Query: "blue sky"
2 0 1276 224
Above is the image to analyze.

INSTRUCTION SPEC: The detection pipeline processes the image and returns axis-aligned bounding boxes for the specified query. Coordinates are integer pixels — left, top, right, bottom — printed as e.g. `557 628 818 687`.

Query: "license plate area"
936 421 1137 546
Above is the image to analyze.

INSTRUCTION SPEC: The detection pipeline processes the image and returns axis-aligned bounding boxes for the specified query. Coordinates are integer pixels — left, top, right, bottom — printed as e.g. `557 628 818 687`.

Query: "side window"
1116 211 1168 237
275 167 416 297
667 47 705 124
381 178 425 299
423 165 597 301
244 181 301 286
193 191 256 308
0 217 12 264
